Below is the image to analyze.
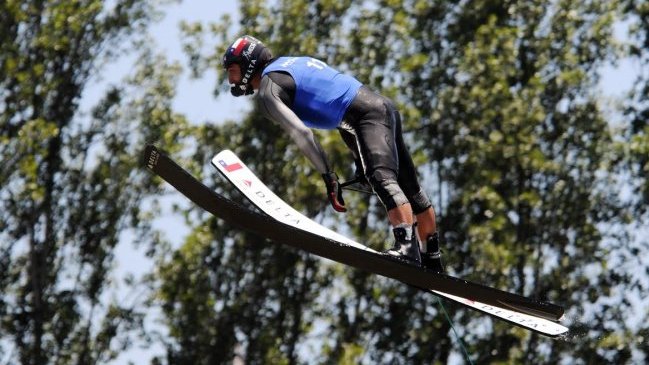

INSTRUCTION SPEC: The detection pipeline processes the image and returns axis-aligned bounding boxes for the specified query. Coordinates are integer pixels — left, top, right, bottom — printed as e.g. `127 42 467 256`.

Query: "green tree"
0 1 186 364
624 0 649 208
153 0 645 364
621 0 649 359
419 1 634 363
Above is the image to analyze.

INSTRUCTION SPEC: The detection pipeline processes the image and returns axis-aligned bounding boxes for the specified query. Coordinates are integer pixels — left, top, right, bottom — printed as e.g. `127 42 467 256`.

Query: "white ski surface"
212 150 568 336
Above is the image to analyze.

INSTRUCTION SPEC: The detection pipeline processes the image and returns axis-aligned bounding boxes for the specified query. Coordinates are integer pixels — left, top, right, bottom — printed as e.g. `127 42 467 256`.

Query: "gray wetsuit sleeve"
257 75 330 174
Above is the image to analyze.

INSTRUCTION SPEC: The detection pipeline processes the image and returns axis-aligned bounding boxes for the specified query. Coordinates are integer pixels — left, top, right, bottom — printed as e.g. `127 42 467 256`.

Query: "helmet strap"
230 82 254 97
230 61 259 97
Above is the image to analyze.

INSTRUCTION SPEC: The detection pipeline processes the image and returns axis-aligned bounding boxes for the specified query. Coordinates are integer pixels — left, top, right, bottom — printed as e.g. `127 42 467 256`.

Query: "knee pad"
410 188 432 215
369 169 409 210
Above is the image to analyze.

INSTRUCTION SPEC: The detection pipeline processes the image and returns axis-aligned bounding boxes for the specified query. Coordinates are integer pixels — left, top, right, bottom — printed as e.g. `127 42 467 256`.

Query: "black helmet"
223 35 272 96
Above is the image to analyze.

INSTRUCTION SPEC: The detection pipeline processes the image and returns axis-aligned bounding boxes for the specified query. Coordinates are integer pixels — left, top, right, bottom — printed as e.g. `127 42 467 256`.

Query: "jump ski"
143 145 569 337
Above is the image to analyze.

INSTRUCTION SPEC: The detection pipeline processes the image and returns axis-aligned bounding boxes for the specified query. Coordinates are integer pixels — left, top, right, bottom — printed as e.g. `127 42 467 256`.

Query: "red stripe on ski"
218 160 243 172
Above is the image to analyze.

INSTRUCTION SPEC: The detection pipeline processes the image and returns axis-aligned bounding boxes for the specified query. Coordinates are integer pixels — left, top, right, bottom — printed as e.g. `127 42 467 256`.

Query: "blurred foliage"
623 0 649 210
2 0 649 364
0 1 186 364
155 0 648 364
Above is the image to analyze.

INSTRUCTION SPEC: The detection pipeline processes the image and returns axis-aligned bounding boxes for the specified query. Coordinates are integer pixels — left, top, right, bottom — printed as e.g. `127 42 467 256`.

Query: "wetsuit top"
257 57 362 174
262 57 361 129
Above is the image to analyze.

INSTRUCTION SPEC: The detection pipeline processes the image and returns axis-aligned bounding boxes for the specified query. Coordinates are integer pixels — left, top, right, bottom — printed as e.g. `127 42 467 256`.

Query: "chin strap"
230 83 254 96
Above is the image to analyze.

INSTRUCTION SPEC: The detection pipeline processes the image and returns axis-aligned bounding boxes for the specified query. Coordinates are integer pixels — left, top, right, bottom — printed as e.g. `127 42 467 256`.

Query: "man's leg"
341 87 421 265
347 90 420 263
390 108 437 246
391 104 444 271
385 203 420 264
415 206 436 250
388 203 414 226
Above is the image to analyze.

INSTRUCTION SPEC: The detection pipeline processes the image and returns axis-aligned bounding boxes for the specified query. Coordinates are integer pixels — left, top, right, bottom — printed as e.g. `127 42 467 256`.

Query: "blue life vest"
262 57 362 129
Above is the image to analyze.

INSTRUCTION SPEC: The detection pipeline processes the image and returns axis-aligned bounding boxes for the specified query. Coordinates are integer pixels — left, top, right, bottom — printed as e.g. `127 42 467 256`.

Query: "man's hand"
322 172 346 212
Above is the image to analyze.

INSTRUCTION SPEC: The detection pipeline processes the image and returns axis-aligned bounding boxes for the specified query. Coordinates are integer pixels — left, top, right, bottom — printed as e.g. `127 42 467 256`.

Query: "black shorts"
342 86 431 213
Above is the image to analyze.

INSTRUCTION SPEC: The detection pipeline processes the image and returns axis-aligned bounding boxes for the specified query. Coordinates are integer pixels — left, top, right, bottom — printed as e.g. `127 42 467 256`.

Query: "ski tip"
143 144 162 170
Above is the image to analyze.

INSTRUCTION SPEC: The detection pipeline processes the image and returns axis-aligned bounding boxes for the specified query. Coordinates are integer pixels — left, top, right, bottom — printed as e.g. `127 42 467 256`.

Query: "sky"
92 2 244 364
85 1 643 364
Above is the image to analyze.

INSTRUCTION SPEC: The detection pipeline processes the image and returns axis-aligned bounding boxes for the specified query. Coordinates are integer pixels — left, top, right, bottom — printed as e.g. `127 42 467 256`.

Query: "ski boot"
421 232 444 273
385 224 421 266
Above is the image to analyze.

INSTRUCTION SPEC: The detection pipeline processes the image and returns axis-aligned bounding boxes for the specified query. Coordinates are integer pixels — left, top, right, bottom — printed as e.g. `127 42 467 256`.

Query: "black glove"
322 172 346 212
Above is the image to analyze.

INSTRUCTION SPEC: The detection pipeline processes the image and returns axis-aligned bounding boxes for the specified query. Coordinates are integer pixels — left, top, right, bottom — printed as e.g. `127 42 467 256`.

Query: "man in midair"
222 35 443 272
